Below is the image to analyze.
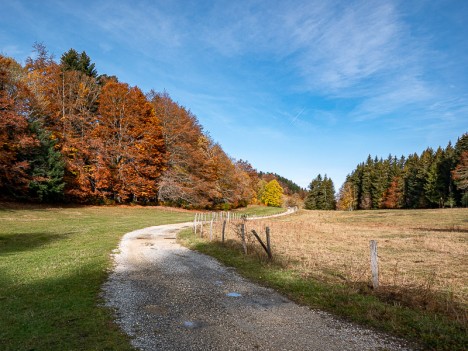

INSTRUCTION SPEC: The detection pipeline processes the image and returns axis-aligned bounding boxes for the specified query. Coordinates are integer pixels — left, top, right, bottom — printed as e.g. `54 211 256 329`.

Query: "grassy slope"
178 208 468 351
0 205 193 351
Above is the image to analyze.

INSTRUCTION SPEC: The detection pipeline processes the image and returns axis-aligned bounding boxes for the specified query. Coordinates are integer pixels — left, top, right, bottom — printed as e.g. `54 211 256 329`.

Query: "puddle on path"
183 321 195 328
226 292 242 297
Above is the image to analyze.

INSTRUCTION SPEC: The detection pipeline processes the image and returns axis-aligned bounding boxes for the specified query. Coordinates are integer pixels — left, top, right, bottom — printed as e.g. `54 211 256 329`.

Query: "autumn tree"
336 181 357 210
149 91 254 209
261 179 283 207
256 179 267 204
25 45 102 201
380 176 403 209
149 91 208 207
95 81 166 202
0 55 38 198
236 159 259 203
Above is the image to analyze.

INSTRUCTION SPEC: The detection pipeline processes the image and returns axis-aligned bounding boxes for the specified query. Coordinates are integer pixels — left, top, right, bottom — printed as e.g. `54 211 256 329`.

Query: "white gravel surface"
102 222 416 351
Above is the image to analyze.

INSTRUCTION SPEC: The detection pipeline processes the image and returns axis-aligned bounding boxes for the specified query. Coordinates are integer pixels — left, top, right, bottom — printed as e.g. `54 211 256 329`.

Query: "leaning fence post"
241 223 247 255
266 227 272 259
370 240 379 289
222 220 227 244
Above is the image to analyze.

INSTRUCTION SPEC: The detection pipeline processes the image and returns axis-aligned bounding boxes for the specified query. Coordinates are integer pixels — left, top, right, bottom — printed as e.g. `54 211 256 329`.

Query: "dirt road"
102 222 413 350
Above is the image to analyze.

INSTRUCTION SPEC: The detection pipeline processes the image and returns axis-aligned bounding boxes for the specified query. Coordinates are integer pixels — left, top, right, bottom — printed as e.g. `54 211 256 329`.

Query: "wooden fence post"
266 227 272 259
241 223 247 255
210 219 213 241
193 213 198 235
222 220 226 244
251 229 272 260
370 240 379 289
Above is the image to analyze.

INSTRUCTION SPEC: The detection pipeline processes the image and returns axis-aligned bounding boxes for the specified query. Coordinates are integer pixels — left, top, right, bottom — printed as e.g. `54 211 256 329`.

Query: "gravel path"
102 222 414 351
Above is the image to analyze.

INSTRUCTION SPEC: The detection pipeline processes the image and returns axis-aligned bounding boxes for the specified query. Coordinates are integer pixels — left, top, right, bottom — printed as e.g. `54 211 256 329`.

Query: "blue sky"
1 0 467 188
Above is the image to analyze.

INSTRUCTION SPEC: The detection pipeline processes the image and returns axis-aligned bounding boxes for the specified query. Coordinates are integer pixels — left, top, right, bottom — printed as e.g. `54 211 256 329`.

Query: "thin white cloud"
53 0 185 52
351 75 435 121
281 1 405 92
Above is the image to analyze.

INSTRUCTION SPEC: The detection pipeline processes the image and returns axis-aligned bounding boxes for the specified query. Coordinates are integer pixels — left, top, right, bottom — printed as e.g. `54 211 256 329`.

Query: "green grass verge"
178 229 468 351
0 205 193 351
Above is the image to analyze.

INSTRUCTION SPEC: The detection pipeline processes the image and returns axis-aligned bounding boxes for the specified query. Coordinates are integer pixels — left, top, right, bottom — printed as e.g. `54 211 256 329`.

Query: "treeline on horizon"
0 44 303 209
335 133 468 210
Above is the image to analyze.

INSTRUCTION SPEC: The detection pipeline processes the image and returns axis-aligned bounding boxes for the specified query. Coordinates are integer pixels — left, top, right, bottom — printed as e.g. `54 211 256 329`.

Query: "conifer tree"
452 151 468 206
304 174 336 210
28 122 65 202
60 49 98 77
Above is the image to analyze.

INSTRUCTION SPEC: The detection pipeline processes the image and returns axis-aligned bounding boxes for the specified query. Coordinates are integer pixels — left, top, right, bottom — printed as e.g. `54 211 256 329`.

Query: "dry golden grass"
203 208 467 318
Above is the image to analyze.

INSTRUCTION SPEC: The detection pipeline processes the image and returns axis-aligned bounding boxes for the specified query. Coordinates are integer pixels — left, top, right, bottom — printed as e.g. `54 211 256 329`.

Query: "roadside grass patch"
0 204 193 351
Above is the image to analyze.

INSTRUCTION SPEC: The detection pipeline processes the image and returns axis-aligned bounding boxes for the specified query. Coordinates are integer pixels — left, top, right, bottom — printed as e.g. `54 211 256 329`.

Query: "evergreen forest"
336 134 468 210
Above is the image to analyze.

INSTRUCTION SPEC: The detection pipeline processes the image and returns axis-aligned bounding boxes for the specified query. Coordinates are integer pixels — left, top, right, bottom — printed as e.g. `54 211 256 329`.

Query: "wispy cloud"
277 2 403 91
53 0 185 54
351 75 435 121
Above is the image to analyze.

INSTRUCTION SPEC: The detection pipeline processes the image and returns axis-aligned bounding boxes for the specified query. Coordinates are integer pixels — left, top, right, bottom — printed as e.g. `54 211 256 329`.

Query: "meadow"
181 208 468 350
1 203 466 350
0 204 193 350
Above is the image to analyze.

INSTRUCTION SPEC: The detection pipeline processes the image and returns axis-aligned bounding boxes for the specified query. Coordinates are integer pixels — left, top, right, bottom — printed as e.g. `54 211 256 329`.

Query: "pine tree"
360 156 373 209
60 49 98 77
452 151 468 206
304 174 322 210
28 122 65 202
304 174 336 210
322 175 336 210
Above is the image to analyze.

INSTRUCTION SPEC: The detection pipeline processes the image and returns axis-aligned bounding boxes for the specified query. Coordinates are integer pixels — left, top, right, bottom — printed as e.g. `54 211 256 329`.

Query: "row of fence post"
192 208 380 288
192 207 298 231
193 211 244 227
193 214 274 260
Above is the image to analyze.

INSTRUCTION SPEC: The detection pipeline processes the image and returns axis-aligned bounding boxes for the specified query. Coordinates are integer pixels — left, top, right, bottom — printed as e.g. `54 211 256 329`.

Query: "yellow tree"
261 179 283 207
336 181 357 211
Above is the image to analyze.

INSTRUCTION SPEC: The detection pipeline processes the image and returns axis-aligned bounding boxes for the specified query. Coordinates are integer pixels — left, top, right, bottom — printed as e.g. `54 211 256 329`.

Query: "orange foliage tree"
0 55 38 197
95 82 166 202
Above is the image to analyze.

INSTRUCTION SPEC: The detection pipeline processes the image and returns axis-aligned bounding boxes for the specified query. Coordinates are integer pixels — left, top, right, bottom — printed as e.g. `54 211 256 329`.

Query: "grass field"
2 204 466 350
180 208 468 351
0 204 193 351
